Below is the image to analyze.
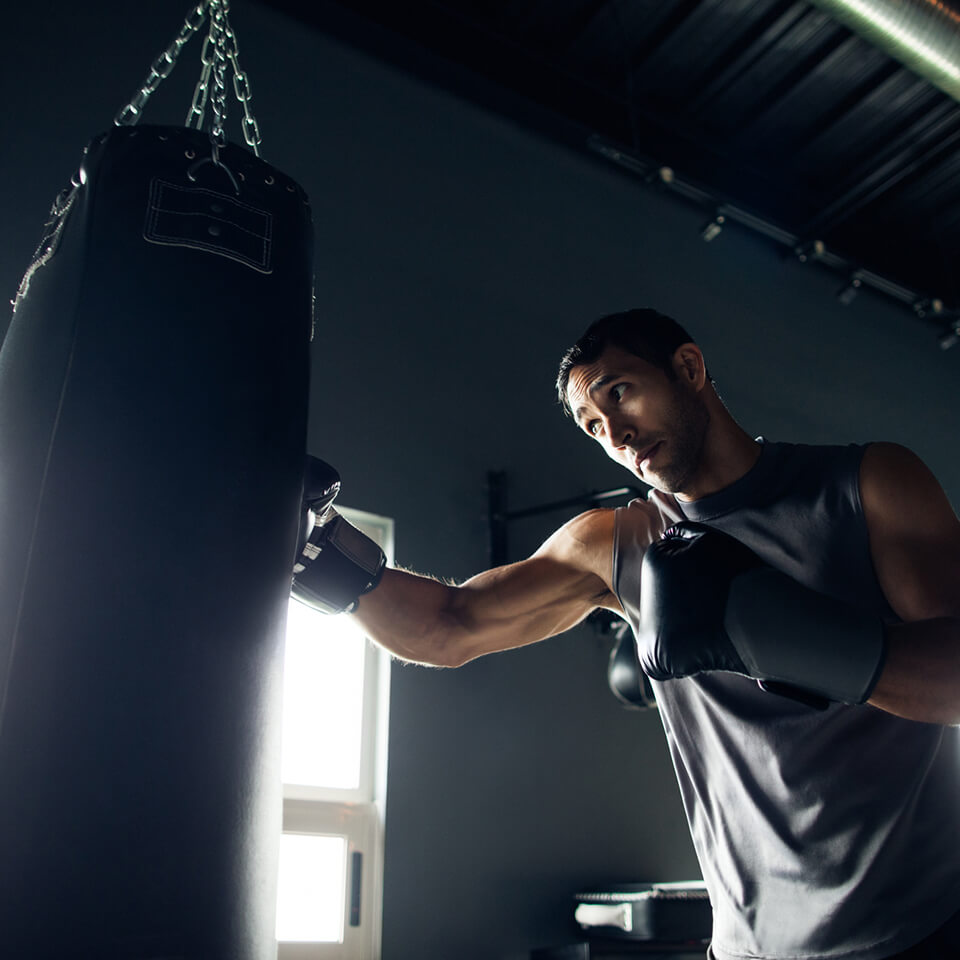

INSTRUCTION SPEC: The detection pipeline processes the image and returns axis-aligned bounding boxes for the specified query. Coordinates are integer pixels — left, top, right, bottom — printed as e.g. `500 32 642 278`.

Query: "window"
277 508 393 960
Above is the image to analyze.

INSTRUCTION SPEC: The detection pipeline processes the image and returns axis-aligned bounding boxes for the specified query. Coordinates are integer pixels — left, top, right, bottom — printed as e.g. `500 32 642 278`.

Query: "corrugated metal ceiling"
263 0 960 337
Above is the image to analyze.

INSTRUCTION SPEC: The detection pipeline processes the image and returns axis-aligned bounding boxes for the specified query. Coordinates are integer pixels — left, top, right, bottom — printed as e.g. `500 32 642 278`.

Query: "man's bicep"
460 507 622 627
446 510 622 660
860 442 960 621
449 553 614 662
535 508 620 583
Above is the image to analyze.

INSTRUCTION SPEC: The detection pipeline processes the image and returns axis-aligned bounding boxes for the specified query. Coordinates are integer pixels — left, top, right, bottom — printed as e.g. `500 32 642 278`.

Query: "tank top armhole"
847 441 901 624
612 506 626 610
844 441 879 582
612 499 668 627
847 442 869 519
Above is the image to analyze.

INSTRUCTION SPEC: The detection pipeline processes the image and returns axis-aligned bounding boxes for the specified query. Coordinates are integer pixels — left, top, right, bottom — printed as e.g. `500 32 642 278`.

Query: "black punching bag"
0 125 313 958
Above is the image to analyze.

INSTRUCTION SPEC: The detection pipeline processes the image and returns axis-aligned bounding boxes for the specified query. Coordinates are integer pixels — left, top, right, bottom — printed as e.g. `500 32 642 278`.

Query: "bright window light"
276 833 347 942
281 600 367 789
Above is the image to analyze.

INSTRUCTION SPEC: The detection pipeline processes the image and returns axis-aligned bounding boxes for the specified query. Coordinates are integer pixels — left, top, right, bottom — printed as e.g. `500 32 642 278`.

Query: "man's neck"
675 413 761 503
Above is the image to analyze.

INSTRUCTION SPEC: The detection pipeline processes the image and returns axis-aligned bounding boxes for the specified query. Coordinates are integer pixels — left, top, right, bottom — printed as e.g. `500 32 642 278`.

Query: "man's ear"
673 343 707 391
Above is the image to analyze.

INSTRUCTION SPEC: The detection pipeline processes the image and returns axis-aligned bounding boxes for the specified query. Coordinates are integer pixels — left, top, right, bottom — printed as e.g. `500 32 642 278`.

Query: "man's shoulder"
535 507 621 574
552 507 619 552
859 443 937 520
551 500 664 560
529 508 630 601
757 439 869 493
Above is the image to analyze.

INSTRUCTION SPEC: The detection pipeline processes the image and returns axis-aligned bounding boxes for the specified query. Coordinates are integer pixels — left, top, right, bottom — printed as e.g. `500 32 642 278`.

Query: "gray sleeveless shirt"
613 440 960 960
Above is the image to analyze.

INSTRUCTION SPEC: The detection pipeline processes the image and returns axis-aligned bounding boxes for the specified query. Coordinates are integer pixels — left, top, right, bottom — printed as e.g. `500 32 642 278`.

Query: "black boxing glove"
291 456 386 615
638 522 886 706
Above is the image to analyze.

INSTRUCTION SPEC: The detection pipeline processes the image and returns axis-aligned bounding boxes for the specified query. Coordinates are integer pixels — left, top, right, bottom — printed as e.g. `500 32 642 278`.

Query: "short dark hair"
556 308 696 415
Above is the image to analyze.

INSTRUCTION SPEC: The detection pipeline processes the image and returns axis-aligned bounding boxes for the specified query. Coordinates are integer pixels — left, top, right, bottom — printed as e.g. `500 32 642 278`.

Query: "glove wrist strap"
292 514 386 615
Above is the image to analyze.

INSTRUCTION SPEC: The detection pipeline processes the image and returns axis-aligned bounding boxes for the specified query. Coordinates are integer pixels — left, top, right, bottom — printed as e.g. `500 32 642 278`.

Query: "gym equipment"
0 3 313 957
574 882 712 944
606 621 657 710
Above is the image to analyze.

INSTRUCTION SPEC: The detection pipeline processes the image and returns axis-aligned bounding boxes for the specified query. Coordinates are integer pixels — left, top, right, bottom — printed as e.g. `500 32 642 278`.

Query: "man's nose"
607 417 633 449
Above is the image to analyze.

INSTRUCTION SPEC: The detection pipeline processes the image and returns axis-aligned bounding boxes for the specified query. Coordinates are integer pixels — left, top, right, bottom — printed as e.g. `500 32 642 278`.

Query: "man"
294 308 960 960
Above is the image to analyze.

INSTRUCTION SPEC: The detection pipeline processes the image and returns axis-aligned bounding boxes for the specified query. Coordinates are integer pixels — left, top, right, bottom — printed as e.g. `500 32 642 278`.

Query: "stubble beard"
647 387 710 494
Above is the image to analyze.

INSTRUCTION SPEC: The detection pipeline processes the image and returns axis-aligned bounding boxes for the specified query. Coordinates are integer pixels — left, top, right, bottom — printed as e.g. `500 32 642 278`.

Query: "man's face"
565 344 710 494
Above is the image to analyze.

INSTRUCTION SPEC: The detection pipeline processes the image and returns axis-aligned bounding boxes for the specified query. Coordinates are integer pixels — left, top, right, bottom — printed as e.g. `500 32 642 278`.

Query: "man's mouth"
634 441 662 473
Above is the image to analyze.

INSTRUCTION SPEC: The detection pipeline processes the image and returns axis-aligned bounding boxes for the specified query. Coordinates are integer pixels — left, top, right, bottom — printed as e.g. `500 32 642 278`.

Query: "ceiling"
261 0 960 336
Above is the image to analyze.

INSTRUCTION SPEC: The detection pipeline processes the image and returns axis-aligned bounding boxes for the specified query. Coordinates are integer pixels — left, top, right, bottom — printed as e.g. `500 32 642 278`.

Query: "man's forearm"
349 568 465 667
346 550 607 667
868 617 960 725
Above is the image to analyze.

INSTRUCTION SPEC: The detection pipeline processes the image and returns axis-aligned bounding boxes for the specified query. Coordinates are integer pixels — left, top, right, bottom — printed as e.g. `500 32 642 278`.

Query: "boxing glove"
638 522 886 705
608 622 657 709
291 456 386 615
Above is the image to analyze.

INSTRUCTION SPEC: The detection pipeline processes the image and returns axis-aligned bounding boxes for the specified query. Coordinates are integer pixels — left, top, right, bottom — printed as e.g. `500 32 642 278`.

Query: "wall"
3 3 959 959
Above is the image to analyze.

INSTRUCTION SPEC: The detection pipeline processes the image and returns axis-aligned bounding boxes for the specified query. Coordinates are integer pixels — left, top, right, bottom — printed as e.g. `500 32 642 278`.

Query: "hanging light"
794 239 826 263
700 213 726 242
938 321 960 350
836 275 863 306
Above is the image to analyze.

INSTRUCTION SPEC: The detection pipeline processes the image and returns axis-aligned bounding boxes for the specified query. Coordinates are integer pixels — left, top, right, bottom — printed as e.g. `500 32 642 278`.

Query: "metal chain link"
185 60 212 130
185 23 216 130
115 2 208 127
114 0 262 157
221 4 262 154
207 0 230 150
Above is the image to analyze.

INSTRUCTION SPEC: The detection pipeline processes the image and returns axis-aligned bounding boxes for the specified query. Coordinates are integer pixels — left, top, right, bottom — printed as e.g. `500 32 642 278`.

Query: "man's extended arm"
861 442 960 725
349 509 622 667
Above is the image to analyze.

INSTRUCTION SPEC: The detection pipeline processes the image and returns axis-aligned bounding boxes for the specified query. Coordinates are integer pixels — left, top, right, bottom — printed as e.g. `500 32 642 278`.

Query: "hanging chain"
223 8 262 153
207 0 230 150
115 0 261 157
115 2 208 127
185 16 215 132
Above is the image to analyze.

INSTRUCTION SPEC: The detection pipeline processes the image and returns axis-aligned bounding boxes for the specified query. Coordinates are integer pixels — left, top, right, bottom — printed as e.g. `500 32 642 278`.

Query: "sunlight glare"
281 600 367 789
276 833 347 942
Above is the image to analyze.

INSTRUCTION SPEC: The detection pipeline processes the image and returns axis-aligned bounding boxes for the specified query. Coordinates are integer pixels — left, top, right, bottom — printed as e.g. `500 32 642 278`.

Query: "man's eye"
611 383 626 401
588 420 601 436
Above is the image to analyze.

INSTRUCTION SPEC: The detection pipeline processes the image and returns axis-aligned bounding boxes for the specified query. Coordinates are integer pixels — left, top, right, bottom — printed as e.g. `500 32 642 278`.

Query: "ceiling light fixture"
794 239 826 263
938 322 960 351
701 213 725 242
837 275 863 305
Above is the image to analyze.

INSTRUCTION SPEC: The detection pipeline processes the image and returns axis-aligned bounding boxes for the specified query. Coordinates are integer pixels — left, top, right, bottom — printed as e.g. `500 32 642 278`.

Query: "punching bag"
0 118 313 957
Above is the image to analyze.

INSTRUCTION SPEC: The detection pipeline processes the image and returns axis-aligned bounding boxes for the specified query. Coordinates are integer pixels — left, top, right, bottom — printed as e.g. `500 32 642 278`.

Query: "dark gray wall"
4 3 959 959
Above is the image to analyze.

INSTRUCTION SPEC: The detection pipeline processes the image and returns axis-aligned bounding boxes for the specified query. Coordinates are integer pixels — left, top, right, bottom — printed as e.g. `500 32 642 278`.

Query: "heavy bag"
0 125 313 958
